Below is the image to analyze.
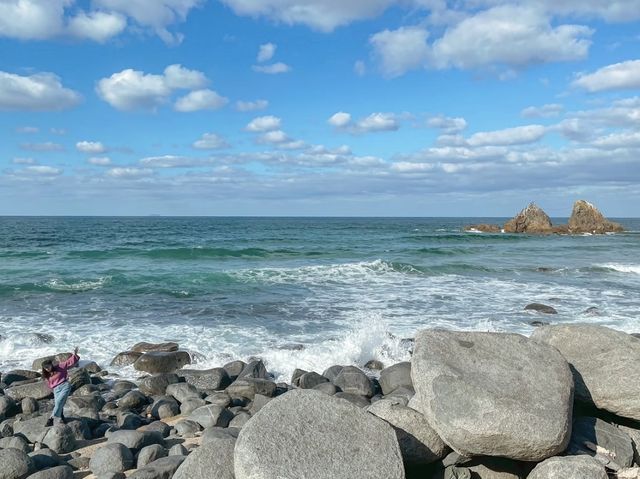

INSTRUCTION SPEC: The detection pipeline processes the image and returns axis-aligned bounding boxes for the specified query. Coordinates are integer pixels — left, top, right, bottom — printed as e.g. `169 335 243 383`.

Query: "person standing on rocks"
42 346 80 426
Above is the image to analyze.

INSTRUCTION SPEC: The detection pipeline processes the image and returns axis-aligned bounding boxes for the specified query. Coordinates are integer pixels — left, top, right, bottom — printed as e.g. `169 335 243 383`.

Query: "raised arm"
57 347 80 370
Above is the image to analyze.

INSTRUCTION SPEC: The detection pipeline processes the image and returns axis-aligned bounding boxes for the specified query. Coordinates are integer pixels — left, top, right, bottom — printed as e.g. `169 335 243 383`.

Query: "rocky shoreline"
1 323 640 478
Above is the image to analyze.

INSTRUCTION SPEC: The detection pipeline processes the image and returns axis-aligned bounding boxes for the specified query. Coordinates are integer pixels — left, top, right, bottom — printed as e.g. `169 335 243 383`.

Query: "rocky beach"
1 322 640 478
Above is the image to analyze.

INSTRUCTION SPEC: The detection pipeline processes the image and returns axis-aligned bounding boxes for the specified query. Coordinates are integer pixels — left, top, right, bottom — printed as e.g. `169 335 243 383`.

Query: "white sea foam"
599 264 640 275
44 277 111 291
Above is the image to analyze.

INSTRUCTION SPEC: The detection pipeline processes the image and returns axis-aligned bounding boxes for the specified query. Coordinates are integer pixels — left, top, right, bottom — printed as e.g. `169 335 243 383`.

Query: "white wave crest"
44 277 111 291
599 264 640 275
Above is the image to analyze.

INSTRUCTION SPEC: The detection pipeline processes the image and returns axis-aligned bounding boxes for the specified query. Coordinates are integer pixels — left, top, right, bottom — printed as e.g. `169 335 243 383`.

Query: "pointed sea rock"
504 203 553 234
568 200 623 234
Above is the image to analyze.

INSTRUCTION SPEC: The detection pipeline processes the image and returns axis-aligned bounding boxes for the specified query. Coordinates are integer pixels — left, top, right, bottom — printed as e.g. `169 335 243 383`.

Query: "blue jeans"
51 381 72 418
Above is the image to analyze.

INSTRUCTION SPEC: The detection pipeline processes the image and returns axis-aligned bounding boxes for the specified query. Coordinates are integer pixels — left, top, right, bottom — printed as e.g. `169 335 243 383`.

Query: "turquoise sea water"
1 217 639 380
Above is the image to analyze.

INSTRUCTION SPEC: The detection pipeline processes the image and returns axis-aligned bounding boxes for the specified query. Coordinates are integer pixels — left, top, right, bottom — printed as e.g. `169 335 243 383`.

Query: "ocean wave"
66 246 326 260
43 277 112 292
598 264 640 275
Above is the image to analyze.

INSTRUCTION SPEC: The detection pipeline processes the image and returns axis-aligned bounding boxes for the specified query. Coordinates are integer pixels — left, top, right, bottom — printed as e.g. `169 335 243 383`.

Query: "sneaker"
45 417 54 427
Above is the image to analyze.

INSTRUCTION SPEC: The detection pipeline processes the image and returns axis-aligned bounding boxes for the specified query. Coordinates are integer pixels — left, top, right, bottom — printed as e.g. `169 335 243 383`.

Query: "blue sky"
1 0 639 216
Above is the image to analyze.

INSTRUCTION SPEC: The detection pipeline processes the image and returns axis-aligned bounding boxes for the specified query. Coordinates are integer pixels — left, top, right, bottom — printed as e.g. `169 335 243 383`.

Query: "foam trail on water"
599 264 640 275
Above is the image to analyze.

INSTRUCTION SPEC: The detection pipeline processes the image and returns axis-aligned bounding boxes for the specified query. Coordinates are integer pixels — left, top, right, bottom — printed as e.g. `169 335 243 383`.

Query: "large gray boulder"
226 378 276 400
165 383 200 404
38 424 77 454
128 456 186 479
531 324 640 421
333 366 375 397
13 416 50 443
379 362 412 396
234 389 404 479
567 417 634 470
189 404 234 429
178 368 231 391
173 439 235 479
136 444 168 468
138 374 179 396
527 455 607 478
89 443 134 475
107 430 164 451
5 382 52 402
411 330 573 461
367 399 448 466
133 351 191 374
25 465 73 479
0 448 34 479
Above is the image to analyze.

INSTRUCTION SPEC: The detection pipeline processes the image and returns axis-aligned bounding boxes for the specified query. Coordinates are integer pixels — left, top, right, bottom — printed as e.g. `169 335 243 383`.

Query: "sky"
1 0 639 216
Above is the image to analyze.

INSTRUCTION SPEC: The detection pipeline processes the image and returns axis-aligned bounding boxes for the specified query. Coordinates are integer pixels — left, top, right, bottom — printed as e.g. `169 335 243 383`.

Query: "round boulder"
234 389 404 479
527 455 607 479
89 443 134 476
173 440 235 479
25 465 73 479
133 351 191 374
0 448 34 479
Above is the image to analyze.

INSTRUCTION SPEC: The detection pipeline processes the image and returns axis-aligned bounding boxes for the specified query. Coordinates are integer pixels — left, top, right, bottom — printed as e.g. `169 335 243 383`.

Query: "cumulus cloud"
174 89 228 112
107 167 153 178
87 157 112 166
67 10 127 42
467 125 547 146
427 115 467 133
96 64 215 111
370 27 430 77
139 155 206 168
21 165 62 176
329 112 400 134
328 112 352 128
235 99 269 112
258 130 290 144
246 116 282 132
257 43 277 62
76 141 107 154
521 104 564 118
193 132 230 150
0 71 81 111
573 60 640 92
591 131 640 149
20 142 65 152
252 63 292 74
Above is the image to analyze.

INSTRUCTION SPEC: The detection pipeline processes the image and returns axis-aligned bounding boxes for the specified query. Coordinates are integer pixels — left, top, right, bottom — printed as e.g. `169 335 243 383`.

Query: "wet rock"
133 352 191 374
567 417 634 470
368 399 448 466
322 365 344 383
234 389 404 479
290 369 307 386
222 361 246 381
178 368 230 391
411 329 573 461
464 224 501 233
527 455 607 479
532 324 640 421
131 342 179 353
568 200 623 234
525 303 558 314
297 372 329 389
110 351 143 367
237 360 267 380
138 374 179 396
333 366 374 397
90 443 134 476
173 439 235 479
189 404 234 429
364 360 384 370
136 444 168 468
0 448 34 479
504 203 553 234
380 362 412 396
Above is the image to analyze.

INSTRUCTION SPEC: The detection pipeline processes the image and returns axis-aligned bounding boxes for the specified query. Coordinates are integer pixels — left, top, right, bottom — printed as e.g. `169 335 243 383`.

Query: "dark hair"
41 360 54 379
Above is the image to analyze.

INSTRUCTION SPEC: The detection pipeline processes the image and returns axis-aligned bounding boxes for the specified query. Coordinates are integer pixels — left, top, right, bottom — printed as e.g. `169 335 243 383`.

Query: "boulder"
37 424 77 454
32 353 72 371
0 436 30 453
237 360 267 380
189 405 234 429
178 368 230 391
411 329 573 461
313 382 338 395
12 416 49 443
28 449 62 470
201 426 239 445
532 324 640 420
168 444 188 456
180 397 206 415
0 396 19 418
3 371 40 387
567 417 634 470
333 366 375 397
117 412 144 430
174 419 201 438
226 378 276 400
25 465 73 479
133 352 191 374
110 351 143 367
128 456 185 479
527 455 607 479
89 443 134 476
173 439 235 479
322 365 344 382
5 382 52 402
618 425 640 465
118 390 148 410
67 368 91 391
138 421 171 438
229 412 251 429
567 200 623 234
150 397 180 420
524 303 558 314
21 397 38 415
334 392 371 408
380 362 412 396
107 430 164 451
165 383 200 404
367 399 448 465
364 360 384 370
464 224 501 233
138 374 179 396
234 389 404 479
222 361 246 381
137 444 168 468
131 342 179 353
503 203 553 234
297 372 329 389
0 449 34 479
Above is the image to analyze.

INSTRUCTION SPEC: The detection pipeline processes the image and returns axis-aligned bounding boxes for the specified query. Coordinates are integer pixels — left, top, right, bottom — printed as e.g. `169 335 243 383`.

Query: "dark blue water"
1 217 639 380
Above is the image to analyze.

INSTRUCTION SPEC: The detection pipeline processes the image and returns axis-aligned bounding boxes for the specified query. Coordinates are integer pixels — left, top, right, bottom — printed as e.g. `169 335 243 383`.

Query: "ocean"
1 216 638 382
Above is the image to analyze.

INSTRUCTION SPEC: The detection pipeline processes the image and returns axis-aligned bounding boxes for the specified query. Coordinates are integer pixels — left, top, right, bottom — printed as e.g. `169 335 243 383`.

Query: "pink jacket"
45 353 79 389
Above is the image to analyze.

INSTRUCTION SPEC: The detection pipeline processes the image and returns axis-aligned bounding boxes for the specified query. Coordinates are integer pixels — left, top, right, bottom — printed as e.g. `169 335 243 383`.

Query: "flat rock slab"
411 330 573 461
527 455 607 479
532 324 640 421
234 389 404 479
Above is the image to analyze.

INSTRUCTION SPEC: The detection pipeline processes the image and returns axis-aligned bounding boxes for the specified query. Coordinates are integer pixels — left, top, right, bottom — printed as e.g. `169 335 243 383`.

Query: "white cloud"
467 125 546 146
20 142 65 152
521 103 564 118
96 64 212 111
0 0 66 40
219 0 396 32
236 99 269 112
257 43 276 62
67 10 127 42
427 115 467 133
16 126 39 134
258 130 289 144
0 71 81 111
174 89 228 112
370 26 430 77
328 112 352 128
139 155 205 168
22 165 62 176
246 115 282 132
193 132 230 150
12 157 37 165
76 141 107 154
591 131 640 149
252 63 292 74
354 60 366 76
430 6 592 70
107 167 153 178
87 157 112 166
573 60 640 92
355 113 400 133
390 162 435 173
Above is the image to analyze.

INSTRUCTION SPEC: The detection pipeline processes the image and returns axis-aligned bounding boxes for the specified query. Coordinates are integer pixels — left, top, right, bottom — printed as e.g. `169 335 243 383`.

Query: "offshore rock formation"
503 203 553 234
568 200 624 234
